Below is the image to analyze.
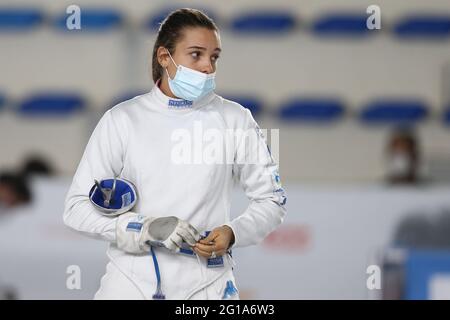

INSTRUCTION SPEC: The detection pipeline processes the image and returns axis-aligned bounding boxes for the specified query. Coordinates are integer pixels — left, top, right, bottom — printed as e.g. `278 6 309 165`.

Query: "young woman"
63 8 287 300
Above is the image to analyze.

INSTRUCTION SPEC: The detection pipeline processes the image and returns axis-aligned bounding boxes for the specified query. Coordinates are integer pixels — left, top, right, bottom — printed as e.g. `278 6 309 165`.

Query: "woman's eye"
191 52 200 59
211 55 220 62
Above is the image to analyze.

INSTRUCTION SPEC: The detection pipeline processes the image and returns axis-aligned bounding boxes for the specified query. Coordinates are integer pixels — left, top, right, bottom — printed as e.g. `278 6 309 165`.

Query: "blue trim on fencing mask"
89 177 137 216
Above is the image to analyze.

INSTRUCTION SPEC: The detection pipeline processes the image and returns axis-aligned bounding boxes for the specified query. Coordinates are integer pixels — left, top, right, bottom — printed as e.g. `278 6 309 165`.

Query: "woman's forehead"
178 27 221 50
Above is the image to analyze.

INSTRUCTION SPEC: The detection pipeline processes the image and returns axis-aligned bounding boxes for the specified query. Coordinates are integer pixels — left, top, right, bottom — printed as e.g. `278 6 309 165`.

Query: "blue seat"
394 15 450 38
360 99 427 125
144 7 218 31
0 93 5 111
0 8 44 31
312 13 372 37
223 95 262 117
443 107 450 125
279 98 345 122
110 90 149 108
54 8 123 32
230 12 296 34
18 93 86 116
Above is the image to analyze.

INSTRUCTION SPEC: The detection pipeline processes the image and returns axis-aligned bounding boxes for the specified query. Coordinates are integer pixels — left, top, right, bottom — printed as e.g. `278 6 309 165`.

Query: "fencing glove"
116 213 201 254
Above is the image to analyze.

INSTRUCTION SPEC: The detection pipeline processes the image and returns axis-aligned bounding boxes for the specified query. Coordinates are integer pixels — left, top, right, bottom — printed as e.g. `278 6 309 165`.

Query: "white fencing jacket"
63 82 287 299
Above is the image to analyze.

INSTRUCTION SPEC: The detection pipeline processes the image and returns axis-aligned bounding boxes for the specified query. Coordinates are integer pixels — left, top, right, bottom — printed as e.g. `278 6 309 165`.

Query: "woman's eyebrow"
186 46 222 52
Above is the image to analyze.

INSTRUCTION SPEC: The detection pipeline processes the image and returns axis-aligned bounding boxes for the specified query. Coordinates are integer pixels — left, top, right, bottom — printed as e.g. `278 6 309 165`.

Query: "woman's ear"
157 46 170 68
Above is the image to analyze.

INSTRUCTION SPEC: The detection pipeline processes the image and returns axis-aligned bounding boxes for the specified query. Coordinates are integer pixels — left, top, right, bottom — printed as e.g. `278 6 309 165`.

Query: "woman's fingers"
195 242 215 253
200 230 219 244
193 245 226 258
193 246 212 257
195 241 226 254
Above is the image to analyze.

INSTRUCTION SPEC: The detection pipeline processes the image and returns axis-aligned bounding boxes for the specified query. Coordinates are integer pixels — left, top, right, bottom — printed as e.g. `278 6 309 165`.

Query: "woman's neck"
158 76 178 99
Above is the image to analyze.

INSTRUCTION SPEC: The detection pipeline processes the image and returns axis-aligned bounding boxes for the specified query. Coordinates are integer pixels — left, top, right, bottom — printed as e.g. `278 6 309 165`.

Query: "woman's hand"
193 225 235 258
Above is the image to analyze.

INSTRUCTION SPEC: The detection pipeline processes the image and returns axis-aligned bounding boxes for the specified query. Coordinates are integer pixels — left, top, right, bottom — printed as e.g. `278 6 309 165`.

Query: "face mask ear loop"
164 48 179 81
166 49 178 67
164 67 171 80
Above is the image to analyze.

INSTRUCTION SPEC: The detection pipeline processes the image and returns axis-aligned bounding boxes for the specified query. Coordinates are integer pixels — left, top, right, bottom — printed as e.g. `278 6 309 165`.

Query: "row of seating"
0 91 449 125
0 7 449 38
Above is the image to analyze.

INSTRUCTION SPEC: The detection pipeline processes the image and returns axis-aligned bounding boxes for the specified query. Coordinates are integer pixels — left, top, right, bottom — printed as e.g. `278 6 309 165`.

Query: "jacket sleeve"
63 109 142 246
224 109 287 248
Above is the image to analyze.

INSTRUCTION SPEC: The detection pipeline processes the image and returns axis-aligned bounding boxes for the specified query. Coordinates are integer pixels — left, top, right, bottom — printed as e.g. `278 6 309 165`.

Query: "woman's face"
160 27 222 79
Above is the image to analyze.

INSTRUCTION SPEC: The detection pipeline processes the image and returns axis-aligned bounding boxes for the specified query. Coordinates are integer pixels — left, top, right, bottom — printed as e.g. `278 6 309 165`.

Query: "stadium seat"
222 95 263 117
230 11 296 34
279 98 345 122
18 93 86 116
0 8 44 31
443 107 450 126
109 90 149 108
54 8 123 32
0 93 5 111
394 15 450 38
312 13 372 37
359 99 428 125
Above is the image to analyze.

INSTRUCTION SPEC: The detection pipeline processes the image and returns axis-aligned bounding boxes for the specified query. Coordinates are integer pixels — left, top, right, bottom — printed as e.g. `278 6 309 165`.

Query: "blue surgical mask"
165 49 216 101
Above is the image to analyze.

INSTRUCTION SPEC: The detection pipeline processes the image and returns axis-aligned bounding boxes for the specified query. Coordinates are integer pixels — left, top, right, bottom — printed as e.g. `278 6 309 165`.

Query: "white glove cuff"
115 212 155 254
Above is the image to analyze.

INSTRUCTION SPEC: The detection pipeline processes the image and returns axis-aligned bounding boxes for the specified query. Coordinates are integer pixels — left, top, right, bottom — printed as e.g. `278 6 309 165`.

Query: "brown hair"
151 8 218 83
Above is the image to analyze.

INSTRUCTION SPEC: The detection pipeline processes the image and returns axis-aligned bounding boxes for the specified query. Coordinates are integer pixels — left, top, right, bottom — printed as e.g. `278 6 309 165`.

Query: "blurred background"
1 0 450 299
